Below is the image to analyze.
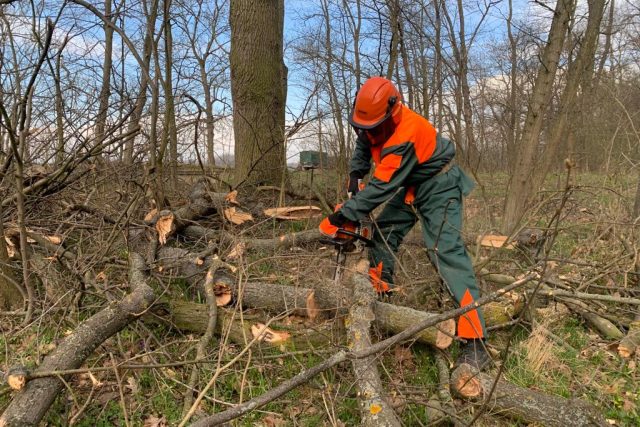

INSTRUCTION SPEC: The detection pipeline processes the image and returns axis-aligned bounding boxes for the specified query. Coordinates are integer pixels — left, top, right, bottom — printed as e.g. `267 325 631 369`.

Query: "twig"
181 260 221 416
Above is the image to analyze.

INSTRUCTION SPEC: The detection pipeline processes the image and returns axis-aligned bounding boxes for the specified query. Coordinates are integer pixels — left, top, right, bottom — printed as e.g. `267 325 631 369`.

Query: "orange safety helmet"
349 77 402 130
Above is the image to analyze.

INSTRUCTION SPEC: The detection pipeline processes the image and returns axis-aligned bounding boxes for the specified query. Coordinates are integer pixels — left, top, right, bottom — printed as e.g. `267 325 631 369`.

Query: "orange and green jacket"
341 106 455 222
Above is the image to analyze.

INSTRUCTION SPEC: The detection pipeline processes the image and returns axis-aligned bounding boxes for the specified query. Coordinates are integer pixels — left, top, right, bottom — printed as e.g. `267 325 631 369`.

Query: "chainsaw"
322 217 374 285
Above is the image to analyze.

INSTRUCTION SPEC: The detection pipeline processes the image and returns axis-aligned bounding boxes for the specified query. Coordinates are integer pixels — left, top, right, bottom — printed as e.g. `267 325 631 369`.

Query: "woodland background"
0 0 640 425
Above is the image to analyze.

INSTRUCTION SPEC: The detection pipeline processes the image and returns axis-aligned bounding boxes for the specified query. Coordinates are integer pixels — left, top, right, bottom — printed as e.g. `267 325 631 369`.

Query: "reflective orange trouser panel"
457 290 484 339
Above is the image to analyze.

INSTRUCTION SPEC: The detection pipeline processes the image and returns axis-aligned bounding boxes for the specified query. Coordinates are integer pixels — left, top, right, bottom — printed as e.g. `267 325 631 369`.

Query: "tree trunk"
95 0 113 149
534 0 605 188
123 0 158 165
230 0 286 187
502 0 575 233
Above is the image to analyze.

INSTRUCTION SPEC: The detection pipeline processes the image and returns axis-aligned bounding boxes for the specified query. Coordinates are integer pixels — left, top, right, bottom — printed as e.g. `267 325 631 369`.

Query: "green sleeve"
349 135 372 178
341 143 417 221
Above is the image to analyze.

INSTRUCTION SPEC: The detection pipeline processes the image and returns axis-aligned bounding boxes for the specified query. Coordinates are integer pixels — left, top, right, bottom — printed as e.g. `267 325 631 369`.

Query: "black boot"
455 339 491 371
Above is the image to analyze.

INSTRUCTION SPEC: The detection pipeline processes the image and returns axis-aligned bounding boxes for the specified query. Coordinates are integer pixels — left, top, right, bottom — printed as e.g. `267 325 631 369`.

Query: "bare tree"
503 0 576 233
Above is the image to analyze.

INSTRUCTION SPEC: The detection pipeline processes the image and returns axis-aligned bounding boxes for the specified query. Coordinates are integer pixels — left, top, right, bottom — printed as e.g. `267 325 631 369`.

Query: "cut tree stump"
450 363 607 427
346 259 402 427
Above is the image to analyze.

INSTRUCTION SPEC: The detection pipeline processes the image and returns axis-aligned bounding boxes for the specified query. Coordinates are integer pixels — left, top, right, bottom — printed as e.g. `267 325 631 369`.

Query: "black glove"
327 210 348 227
348 172 364 197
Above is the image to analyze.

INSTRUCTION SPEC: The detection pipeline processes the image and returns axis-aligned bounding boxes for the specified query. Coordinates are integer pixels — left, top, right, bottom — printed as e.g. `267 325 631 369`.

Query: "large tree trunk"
451 363 607 426
230 0 286 187
502 0 575 233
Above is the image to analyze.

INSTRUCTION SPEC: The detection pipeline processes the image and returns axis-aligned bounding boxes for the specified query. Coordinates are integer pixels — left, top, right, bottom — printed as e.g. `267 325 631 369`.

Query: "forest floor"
1 166 639 426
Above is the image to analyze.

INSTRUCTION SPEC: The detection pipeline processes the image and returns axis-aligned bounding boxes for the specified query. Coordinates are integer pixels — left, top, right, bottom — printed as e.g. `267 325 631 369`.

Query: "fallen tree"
0 253 155 427
450 363 607 426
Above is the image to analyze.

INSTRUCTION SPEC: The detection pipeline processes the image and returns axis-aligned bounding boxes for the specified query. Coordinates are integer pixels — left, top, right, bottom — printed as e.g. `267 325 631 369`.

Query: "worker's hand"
319 209 348 238
347 173 365 197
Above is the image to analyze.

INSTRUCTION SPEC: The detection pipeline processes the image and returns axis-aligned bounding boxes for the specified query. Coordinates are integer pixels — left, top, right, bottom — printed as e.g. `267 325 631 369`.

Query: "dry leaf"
263 205 322 220
143 415 167 427
260 415 286 427
125 376 138 394
393 346 415 369
224 207 253 225
95 271 107 282
156 212 175 245
251 323 291 343
144 208 158 222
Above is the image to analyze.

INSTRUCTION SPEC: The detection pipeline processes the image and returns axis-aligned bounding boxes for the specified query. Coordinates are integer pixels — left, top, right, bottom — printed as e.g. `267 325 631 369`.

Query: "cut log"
0 253 156 427
263 205 322 220
346 260 402 426
213 276 454 349
618 316 640 358
451 363 607 427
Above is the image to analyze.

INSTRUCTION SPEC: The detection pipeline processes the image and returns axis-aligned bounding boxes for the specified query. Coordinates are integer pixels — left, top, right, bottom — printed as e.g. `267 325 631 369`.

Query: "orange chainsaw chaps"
457 289 484 339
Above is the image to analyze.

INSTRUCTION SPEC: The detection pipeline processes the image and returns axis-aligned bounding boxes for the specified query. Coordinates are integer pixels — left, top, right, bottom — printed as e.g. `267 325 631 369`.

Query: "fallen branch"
0 253 155 426
188 274 537 425
181 260 220 417
450 363 607 427
346 260 401 426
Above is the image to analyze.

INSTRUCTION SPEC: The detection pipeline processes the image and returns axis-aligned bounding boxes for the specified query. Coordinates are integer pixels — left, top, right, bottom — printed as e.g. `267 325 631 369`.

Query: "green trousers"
368 165 486 338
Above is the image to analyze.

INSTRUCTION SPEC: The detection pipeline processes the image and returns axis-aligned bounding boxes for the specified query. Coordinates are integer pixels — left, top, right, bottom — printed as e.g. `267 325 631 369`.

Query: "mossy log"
451 363 607 427
154 299 341 351
561 298 624 340
213 274 454 349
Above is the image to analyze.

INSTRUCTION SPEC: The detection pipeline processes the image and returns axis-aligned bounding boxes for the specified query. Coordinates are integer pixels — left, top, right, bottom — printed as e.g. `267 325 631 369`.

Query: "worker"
319 76 490 369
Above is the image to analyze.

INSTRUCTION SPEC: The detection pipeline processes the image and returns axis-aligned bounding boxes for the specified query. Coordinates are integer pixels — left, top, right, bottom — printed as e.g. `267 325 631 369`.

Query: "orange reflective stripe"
373 153 402 183
404 186 416 204
457 289 484 339
369 262 390 293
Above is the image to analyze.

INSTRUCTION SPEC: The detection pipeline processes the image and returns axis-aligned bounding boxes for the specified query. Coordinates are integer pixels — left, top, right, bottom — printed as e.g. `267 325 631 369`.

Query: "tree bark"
230 0 286 187
451 363 607 426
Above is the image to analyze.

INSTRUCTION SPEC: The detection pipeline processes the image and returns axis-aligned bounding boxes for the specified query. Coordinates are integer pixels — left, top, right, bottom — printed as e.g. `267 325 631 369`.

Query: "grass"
3 171 639 426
